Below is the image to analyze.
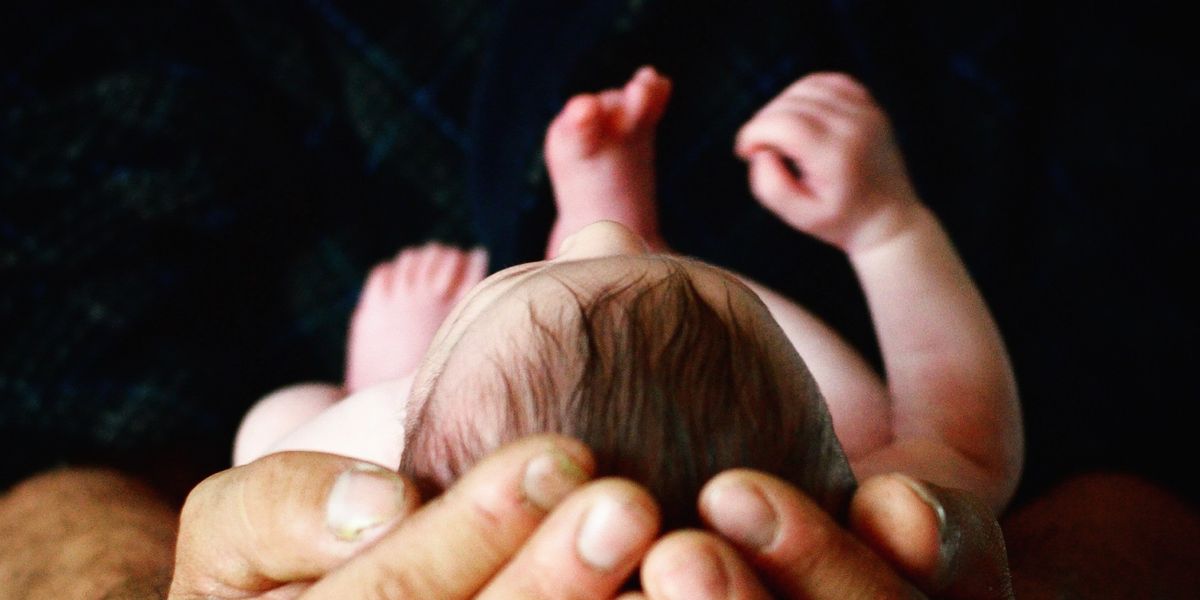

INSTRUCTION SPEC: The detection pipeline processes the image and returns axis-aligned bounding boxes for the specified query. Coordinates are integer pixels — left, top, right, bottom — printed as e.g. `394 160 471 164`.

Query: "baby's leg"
544 66 671 256
261 378 413 470
235 244 486 466
542 68 888 457
233 378 413 468
737 73 1021 511
345 244 487 392
734 277 890 456
233 382 343 466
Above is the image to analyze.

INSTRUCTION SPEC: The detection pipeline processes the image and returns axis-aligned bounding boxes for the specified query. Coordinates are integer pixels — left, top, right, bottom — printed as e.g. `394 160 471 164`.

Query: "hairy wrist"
0 469 177 600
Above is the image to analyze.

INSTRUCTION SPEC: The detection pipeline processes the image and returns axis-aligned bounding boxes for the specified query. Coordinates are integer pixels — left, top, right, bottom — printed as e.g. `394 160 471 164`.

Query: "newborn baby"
235 68 1022 529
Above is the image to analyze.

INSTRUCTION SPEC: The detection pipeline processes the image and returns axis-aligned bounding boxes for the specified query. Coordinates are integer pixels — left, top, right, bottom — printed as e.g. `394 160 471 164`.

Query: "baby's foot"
735 72 921 254
345 244 487 392
544 66 672 257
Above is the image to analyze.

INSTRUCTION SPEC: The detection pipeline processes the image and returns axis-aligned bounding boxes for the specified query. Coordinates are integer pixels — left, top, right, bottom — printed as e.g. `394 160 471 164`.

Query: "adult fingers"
699 470 921 599
850 474 1013 599
477 478 660 599
640 530 773 600
171 452 420 598
302 434 595 599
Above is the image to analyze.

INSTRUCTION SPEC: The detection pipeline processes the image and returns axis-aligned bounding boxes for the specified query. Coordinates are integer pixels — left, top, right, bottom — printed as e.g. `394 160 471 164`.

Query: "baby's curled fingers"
735 108 830 161
771 90 866 124
784 72 874 104
747 150 815 211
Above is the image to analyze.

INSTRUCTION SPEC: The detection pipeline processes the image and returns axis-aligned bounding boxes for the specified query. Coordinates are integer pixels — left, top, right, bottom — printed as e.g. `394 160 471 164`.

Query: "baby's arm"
843 206 1021 511
736 73 1022 512
735 276 892 460
234 245 485 467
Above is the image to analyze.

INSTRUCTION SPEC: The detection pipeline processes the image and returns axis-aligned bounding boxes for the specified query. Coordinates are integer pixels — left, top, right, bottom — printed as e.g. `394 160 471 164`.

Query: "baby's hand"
736 72 919 253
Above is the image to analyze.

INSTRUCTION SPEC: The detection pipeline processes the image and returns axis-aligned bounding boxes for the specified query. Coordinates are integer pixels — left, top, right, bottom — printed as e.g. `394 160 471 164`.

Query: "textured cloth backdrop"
3 1 1197 505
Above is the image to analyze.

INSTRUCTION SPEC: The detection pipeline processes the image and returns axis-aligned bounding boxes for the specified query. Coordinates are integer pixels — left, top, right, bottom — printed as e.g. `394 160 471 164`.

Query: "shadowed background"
2 0 1196 507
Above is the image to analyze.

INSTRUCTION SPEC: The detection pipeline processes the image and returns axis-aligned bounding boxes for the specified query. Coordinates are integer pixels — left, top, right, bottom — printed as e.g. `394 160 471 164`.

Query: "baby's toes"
402 244 450 298
623 66 671 133
356 262 394 311
395 245 431 289
429 246 470 296
546 94 607 159
453 248 489 300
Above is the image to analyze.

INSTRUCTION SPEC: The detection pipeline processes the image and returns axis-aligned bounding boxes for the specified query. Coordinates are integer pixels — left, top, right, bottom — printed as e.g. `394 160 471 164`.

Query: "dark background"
2 0 1196 506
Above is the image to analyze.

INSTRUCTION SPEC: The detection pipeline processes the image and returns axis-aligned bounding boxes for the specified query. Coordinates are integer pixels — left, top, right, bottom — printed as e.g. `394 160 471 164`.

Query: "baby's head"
400 222 855 528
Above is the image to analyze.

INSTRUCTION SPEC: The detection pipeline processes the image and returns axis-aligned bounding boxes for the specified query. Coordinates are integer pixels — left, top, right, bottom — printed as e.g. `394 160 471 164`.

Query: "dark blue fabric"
2 1 1197 506
1 1 496 495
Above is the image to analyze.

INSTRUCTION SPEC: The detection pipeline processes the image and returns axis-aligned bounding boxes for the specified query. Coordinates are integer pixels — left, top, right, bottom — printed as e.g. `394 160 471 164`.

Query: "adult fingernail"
576 496 656 571
657 545 729 600
892 474 954 581
325 464 407 542
522 449 588 511
702 480 779 550
893 474 947 543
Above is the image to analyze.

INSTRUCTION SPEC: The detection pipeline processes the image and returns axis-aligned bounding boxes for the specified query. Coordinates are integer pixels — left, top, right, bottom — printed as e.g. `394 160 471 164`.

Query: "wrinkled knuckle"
272 504 313 546
372 575 418 600
814 71 869 95
525 569 590 600
799 112 833 134
789 109 820 124
357 558 430 600
790 515 842 564
179 471 227 521
772 112 815 138
454 484 511 531
439 486 517 559
256 450 303 474
826 71 865 89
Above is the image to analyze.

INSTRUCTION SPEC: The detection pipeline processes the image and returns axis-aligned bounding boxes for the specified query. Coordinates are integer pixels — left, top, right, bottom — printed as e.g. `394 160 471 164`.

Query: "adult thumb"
170 452 418 599
850 474 1013 599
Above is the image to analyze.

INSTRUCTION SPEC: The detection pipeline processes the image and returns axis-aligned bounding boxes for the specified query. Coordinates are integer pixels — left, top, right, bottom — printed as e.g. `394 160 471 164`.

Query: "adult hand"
0 468 176 600
169 434 662 599
633 471 1011 600
171 436 1009 599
